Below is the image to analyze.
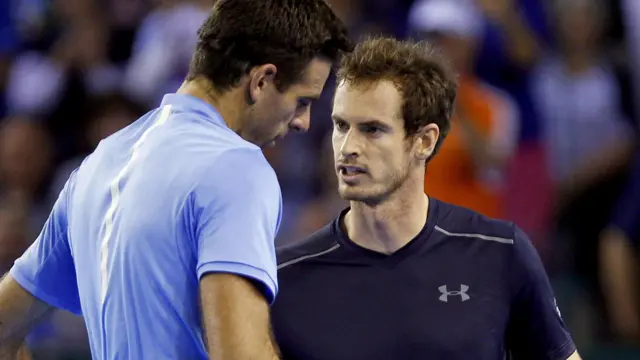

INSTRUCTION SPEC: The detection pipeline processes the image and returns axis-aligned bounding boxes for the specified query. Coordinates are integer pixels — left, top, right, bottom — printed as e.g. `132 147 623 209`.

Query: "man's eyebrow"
331 114 345 122
359 119 389 128
331 115 390 129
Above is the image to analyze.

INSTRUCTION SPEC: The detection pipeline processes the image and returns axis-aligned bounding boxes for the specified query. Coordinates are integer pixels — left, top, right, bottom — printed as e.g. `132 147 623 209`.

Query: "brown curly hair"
187 0 353 93
336 37 457 157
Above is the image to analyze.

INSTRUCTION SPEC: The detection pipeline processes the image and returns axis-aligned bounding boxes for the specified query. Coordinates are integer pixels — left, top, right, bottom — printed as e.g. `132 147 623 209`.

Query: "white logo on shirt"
438 284 471 302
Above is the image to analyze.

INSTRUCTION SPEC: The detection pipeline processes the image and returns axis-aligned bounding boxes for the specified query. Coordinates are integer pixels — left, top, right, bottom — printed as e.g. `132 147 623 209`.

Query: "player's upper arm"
0 273 52 344
505 225 578 360
199 273 280 359
193 148 282 304
8 170 81 315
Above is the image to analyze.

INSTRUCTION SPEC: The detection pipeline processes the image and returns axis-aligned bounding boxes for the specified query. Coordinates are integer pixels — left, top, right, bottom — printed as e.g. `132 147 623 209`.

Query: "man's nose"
290 109 310 133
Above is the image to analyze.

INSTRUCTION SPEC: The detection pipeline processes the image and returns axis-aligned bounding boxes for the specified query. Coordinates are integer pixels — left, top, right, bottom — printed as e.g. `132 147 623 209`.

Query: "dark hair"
336 37 457 158
187 0 353 92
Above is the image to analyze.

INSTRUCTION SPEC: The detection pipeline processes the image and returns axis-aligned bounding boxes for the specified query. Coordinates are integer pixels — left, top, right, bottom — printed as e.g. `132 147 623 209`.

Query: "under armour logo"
438 285 470 302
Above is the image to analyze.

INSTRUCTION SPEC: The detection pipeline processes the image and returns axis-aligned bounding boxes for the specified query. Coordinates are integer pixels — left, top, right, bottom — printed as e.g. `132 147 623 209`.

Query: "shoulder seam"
434 225 514 244
278 243 341 270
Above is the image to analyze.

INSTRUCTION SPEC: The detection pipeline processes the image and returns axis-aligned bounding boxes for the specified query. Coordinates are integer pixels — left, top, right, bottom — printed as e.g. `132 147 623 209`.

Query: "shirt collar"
160 93 226 127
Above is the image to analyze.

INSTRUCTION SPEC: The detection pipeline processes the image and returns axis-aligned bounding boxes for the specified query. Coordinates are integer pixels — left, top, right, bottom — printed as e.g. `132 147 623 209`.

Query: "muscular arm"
200 273 280 359
0 274 52 360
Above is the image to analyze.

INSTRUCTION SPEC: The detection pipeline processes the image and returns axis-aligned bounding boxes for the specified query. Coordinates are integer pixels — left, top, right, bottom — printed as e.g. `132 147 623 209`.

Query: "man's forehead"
333 80 402 121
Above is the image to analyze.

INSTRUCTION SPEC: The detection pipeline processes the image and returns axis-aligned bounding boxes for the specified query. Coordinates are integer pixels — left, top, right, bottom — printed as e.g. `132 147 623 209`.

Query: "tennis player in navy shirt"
272 37 581 360
0 0 352 358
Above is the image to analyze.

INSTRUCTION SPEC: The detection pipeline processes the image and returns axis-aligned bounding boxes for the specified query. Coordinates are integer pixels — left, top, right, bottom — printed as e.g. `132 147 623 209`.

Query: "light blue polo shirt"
10 93 282 359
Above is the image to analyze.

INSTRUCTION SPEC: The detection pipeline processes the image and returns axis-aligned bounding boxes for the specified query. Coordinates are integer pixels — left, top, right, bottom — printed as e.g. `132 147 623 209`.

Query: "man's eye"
298 99 311 108
363 126 380 134
334 121 348 131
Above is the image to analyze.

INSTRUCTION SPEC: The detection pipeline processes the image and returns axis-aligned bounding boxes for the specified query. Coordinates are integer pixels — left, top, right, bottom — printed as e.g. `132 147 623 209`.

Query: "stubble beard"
338 164 411 207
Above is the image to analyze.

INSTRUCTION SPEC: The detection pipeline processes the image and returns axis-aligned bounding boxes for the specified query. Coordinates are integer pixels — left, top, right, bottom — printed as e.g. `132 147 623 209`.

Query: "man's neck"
177 79 244 133
344 177 429 254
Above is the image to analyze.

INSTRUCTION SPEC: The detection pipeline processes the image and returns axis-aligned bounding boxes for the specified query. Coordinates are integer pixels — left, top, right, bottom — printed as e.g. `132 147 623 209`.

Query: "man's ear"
247 64 278 104
414 123 440 161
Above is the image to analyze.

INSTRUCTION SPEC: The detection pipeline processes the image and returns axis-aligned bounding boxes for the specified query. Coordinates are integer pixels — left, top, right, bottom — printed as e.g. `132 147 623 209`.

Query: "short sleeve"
10 171 81 315
193 148 282 304
506 225 576 360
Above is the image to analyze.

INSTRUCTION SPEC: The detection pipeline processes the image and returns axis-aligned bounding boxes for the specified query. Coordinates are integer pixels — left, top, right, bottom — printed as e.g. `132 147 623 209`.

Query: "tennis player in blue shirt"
0 0 352 358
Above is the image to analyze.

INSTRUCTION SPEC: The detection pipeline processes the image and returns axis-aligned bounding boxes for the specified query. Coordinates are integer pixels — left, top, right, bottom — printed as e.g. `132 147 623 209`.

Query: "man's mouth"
337 165 367 177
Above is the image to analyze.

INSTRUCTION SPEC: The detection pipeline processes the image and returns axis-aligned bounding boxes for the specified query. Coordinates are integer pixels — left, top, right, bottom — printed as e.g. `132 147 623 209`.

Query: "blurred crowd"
0 0 638 358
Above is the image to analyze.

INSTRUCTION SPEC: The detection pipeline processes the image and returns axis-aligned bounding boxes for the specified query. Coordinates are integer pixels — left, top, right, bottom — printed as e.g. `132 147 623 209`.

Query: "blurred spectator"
6 4 122 162
0 118 53 238
605 0 637 124
532 0 638 343
475 0 543 68
599 149 640 343
107 0 150 64
409 0 520 219
532 0 635 196
123 0 211 106
472 0 548 142
329 0 399 36
0 0 18 118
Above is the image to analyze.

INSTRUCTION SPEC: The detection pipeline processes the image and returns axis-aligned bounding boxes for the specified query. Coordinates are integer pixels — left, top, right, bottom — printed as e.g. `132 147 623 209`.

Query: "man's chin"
338 183 398 205
257 138 278 149
338 188 373 202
